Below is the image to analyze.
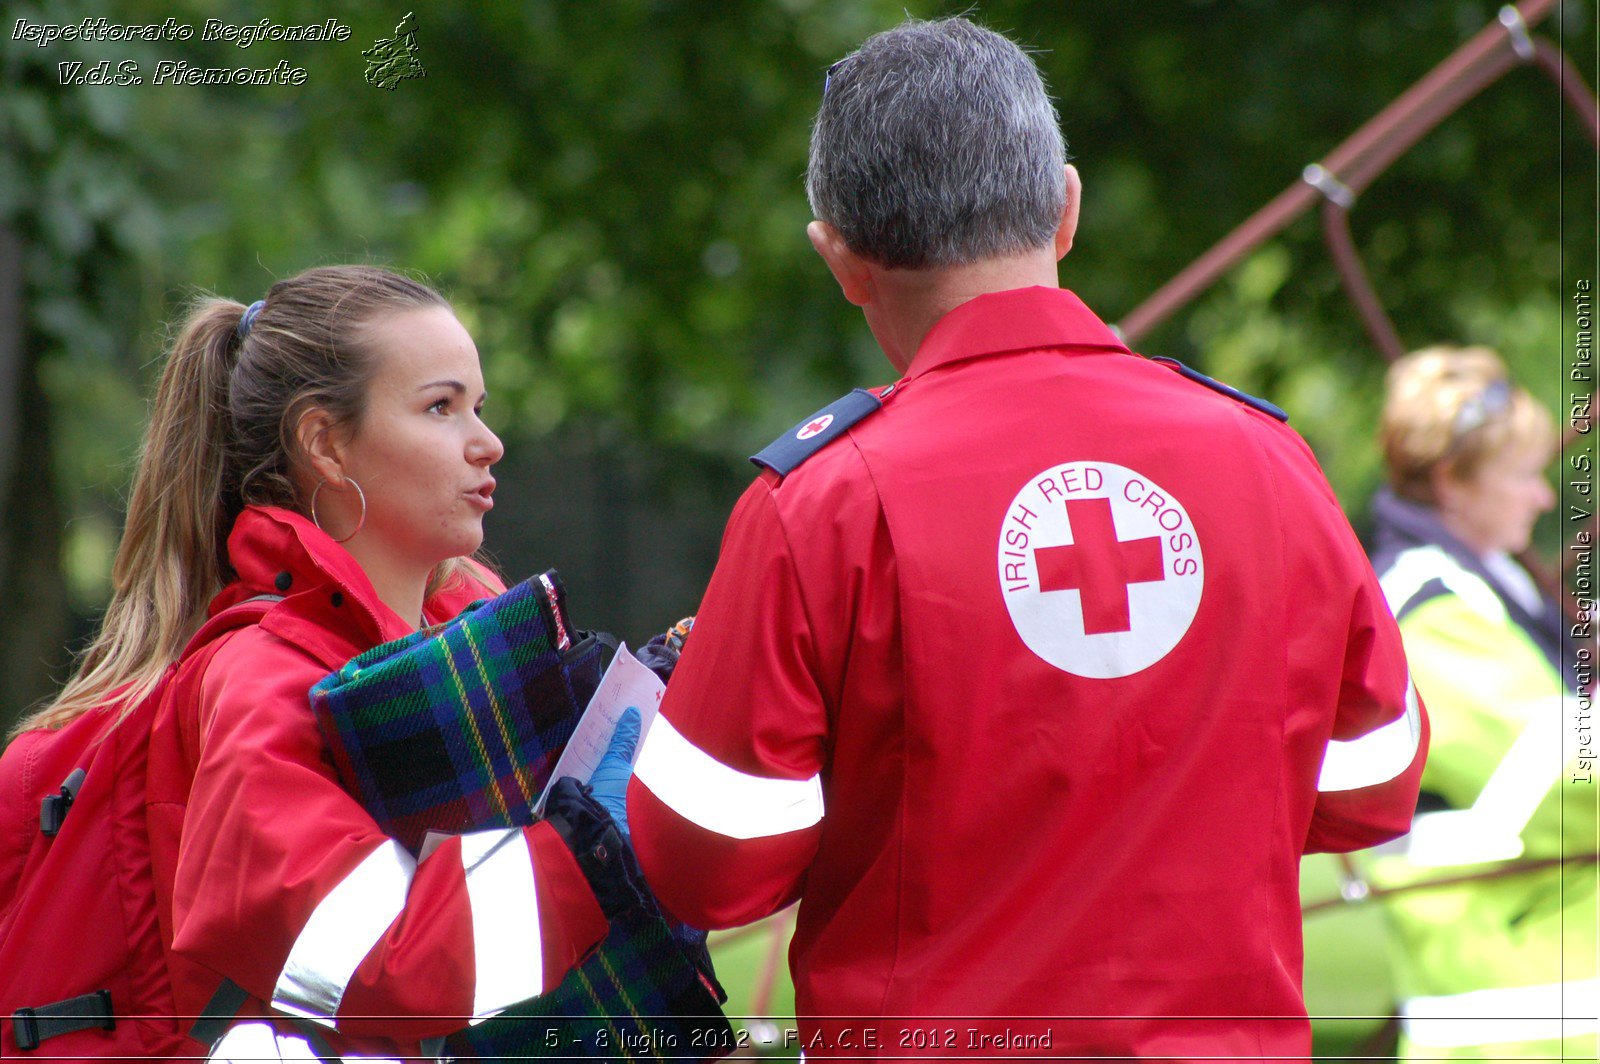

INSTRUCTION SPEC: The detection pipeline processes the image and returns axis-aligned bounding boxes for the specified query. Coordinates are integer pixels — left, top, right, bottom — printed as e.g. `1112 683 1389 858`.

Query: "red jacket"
146 506 607 1057
629 287 1427 1060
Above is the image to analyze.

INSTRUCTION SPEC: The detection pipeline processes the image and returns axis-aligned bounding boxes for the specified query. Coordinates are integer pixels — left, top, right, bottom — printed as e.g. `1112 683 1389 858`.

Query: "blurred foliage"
2 0 1594 706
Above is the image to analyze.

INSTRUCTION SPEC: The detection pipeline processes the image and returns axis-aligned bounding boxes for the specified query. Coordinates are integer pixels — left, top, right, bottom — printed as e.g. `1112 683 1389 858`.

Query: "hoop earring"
309 477 366 544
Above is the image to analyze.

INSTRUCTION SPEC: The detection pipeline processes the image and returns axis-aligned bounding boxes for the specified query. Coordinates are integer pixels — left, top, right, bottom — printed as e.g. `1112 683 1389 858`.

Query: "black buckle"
12 1009 39 1052
12 989 114 1051
39 768 87 837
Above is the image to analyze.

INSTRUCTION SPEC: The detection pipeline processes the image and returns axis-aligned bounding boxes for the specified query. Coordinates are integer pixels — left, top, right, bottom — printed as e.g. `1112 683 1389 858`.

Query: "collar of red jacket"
903 285 1131 383
210 505 495 669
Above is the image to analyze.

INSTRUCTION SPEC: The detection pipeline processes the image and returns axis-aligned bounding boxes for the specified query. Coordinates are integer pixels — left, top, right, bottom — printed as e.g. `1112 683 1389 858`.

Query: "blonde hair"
16 265 481 736
1379 345 1557 504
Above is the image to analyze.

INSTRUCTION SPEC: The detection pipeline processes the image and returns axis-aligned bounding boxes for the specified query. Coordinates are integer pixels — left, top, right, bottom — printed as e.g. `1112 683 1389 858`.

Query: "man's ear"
1055 163 1082 260
295 407 350 487
807 220 875 307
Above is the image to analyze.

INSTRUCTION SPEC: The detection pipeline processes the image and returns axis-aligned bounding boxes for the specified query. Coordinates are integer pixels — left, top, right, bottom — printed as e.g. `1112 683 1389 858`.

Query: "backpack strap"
190 984 345 1064
172 596 280 1053
25 599 280 842
177 594 284 660
187 978 250 1049
11 989 115 1051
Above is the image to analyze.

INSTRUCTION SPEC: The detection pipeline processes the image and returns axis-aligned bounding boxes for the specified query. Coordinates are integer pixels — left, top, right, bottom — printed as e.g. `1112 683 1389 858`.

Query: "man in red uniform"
625 16 1427 1060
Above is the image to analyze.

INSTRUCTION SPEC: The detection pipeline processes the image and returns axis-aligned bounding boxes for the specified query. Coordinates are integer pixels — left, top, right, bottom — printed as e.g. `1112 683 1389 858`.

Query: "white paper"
535 642 665 814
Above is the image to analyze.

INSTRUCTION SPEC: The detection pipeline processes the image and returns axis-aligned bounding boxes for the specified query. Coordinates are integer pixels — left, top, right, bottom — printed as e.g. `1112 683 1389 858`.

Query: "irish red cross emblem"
1034 497 1165 634
1000 462 1202 679
796 413 834 440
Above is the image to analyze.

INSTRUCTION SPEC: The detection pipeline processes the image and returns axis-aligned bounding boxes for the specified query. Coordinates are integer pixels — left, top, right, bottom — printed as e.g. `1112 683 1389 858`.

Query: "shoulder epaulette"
750 387 886 477
1149 356 1289 422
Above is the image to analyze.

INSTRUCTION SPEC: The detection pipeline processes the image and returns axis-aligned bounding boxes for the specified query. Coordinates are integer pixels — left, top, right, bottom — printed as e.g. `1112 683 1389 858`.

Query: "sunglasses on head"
1451 378 1513 439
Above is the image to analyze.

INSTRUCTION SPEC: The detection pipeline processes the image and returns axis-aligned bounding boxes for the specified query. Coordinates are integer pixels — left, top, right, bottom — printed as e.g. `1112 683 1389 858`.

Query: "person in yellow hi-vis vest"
1366 346 1595 1061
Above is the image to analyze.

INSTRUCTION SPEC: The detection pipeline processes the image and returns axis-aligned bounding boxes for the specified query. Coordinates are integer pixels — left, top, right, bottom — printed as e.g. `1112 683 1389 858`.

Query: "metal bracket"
1301 163 1355 210
1498 5 1536 63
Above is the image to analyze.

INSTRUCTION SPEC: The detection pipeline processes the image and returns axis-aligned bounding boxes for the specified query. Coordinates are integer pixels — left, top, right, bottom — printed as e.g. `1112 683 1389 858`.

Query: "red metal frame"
1118 0 1596 614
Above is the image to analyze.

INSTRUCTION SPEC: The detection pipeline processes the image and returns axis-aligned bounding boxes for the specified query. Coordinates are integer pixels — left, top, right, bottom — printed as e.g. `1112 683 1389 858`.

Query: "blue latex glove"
589 706 640 840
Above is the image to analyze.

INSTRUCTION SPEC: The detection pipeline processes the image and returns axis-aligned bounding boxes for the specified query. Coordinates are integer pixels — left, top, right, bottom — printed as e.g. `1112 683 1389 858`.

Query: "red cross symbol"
1034 497 1165 635
797 414 833 440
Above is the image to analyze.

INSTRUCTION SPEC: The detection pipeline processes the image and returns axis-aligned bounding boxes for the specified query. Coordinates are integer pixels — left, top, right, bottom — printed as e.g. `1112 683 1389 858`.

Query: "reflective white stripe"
208 1019 405 1063
1402 979 1600 1047
461 827 543 1023
1318 676 1422 792
1379 546 1507 624
1482 550 1544 615
1472 697 1563 834
273 840 415 1026
1405 692 1566 865
634 712 824 840
1404 809 1524 865
209 1021 283 1063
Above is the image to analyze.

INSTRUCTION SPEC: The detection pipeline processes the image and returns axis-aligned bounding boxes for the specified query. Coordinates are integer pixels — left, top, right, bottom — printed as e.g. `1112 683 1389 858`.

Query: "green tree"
0 1 166 723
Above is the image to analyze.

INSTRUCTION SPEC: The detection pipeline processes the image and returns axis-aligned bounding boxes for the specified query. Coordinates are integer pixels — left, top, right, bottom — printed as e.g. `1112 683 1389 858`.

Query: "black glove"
634 641 679 684
635 616 694 684
544 776 651 920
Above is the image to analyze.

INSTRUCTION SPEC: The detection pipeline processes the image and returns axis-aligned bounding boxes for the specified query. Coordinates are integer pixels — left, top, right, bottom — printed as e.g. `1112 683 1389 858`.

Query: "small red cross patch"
796 413 834 441
1035 497 1165 634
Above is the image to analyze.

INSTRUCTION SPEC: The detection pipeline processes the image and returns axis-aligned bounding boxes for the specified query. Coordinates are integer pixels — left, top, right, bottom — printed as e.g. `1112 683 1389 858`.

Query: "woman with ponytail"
4 266 615 1062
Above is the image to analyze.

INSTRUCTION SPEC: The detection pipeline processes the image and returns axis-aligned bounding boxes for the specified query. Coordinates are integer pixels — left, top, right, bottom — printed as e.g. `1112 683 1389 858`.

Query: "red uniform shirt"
629 286 1427 1060
146 506 608 1058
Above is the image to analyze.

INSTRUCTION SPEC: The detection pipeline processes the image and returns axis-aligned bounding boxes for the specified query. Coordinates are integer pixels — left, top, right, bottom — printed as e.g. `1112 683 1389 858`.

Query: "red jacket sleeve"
169 628 607 1039
1303 563 1431 853
1268 433 1429 854
628 478 830 928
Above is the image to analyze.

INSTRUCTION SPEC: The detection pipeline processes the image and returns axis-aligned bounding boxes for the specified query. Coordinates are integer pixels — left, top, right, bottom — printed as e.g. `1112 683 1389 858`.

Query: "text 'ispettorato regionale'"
12 18 352 87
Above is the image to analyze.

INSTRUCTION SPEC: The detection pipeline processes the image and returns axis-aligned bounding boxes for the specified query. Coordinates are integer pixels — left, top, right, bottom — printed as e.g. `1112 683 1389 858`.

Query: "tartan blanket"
309 571 731 1060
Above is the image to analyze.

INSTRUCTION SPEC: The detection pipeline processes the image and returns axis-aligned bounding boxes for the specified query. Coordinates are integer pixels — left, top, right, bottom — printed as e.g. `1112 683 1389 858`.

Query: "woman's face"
329 306 504 571
1439 441 1555 556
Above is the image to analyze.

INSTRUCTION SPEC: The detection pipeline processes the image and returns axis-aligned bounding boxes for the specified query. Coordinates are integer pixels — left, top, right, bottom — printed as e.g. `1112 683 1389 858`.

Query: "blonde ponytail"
13 266 460 738
16 299 246 734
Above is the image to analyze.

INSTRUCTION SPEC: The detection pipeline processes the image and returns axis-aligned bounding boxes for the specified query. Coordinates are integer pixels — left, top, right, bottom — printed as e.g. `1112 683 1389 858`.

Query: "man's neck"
868 250 1062 373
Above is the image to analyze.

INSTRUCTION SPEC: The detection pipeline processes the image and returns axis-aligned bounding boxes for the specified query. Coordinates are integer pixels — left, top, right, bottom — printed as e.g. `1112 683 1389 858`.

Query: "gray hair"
806 17 1068 270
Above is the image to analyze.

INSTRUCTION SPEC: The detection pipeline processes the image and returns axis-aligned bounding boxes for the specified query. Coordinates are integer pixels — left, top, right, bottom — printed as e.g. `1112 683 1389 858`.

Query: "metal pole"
1117 0 1559 345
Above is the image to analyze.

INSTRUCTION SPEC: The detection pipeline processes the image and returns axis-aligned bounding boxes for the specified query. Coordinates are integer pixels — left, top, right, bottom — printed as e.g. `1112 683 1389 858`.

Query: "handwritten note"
536 643 665 813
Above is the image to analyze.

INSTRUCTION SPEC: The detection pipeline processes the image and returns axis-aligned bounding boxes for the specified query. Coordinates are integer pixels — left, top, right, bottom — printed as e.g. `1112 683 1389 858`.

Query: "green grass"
1301 853 1399 1059
707 911 800 1058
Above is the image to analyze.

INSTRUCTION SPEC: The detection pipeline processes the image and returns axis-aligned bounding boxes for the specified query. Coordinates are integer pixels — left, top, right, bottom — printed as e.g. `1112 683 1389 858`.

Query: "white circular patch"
997 461 1204 679
796 413 834 440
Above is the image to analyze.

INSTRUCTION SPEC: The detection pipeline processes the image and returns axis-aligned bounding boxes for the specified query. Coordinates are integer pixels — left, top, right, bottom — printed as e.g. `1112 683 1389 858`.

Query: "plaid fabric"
309 572 731 1060
448 908 732 1062
311 574 602 855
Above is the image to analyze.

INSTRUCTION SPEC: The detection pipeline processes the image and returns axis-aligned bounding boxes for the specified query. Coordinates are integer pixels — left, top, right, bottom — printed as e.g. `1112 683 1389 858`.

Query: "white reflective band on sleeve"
207 1019 406 1063
273 840 415 1026
1401 979 1600 1047
1405 693 1566 866
461 827 543 1023
1318 677 1422 792
634 712 824 840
